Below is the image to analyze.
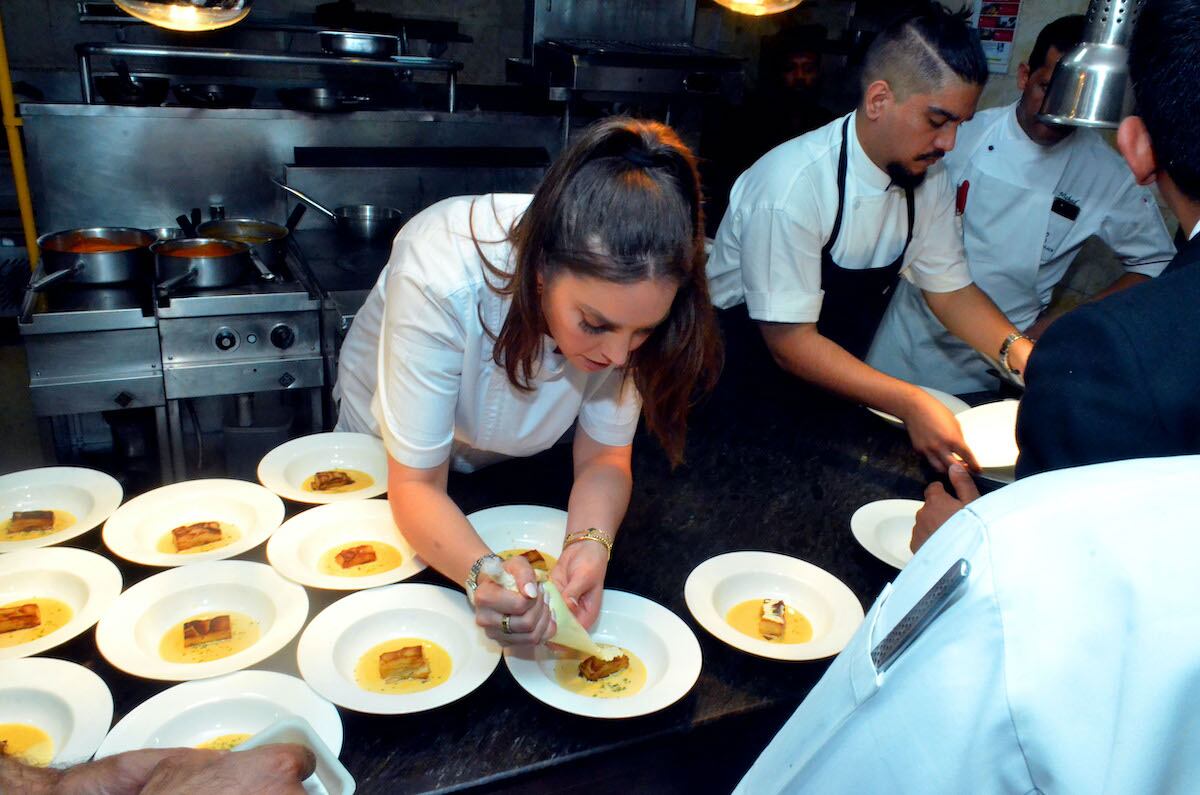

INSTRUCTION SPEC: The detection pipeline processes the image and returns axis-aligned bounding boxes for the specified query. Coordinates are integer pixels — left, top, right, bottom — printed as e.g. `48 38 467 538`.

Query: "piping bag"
480 557 620 661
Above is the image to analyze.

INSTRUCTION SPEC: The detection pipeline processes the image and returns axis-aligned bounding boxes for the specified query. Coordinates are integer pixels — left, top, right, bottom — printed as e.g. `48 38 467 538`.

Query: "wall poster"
971 1 1022 74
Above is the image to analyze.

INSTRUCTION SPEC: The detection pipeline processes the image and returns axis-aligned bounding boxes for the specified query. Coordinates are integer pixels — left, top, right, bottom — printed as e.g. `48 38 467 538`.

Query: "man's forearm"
0 755 60 795
1091 271 1149 302
758 321 922 416
924 283 1032 371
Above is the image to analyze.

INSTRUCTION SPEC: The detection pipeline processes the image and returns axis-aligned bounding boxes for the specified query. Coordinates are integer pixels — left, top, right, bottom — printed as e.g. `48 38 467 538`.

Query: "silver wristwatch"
465 553 502 605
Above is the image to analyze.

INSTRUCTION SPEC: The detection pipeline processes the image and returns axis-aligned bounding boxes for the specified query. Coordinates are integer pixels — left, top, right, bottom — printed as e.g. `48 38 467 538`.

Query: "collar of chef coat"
984 101 1073 190
846 111 896 194
537 332 569 380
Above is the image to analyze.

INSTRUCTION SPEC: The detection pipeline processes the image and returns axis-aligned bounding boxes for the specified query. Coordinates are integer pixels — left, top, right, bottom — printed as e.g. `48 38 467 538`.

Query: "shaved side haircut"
861 2 989 101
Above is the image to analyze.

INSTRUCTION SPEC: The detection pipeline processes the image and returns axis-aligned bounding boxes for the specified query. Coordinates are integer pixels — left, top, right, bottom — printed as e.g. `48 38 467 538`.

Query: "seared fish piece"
313 470 354 491
172 521 223 551
759 599 786 640
183 615 232 647
0 604 41 634
379 645 430 681
579 652 630 681
336 544 377 569
9 510 54 534
519 549 549 572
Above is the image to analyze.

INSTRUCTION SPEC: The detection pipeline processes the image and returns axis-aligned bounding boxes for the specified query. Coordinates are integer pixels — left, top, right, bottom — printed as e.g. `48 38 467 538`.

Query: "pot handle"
28 260 84 292
157 266 198 294
249 249 277 282
284 202 307 233
270 178 338 222
176 214 198 238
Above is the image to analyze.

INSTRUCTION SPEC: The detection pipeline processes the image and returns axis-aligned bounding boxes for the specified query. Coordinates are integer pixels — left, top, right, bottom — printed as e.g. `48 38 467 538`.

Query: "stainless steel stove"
156 245 325 478
19 274 172 480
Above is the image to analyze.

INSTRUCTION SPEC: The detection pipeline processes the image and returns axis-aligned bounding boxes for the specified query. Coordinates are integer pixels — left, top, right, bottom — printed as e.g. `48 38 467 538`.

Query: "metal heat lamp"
1038 0 1145 129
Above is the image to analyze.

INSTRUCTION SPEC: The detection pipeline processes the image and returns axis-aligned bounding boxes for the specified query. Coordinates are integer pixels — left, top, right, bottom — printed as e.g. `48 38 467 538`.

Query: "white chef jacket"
867 102 1173 394
736 454 1200 794
706 111 973 323
333 194 641 473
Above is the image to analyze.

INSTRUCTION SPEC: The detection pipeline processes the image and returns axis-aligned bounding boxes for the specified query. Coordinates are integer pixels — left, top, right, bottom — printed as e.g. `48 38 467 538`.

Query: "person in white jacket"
736 454 1200 794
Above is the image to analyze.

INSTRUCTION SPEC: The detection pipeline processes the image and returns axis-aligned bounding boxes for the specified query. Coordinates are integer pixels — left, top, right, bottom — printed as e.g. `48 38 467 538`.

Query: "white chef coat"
736 454 1200 794
867 102 1174 394
706 111 973 323
333 194 641 473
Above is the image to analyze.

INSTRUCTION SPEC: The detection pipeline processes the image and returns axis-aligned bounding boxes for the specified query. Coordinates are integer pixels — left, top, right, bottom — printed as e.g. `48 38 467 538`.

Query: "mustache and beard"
886 150 945 190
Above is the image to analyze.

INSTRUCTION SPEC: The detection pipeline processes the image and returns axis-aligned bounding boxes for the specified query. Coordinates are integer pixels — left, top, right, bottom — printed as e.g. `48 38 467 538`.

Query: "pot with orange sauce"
152 237 264 290
32 227 155 290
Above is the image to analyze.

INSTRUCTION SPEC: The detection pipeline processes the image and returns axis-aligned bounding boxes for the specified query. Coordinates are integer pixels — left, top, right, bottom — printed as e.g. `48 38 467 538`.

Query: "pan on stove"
153 238 276 292
31 227 156 291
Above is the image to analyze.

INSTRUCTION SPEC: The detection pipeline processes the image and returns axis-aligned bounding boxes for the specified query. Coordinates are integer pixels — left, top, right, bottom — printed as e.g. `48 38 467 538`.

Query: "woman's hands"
550 539 609 630
901 388 980 473
472 555 556 647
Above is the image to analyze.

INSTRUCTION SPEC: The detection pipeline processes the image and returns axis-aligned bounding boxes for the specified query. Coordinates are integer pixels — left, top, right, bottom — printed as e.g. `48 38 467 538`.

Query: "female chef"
333 117 722 646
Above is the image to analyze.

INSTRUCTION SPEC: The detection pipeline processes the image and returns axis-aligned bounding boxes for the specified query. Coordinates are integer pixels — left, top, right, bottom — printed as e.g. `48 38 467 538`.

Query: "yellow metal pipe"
0 8 39 267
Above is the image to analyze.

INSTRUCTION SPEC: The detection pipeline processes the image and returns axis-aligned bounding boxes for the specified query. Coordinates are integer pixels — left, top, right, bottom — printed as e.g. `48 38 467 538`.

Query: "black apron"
816 117 915 360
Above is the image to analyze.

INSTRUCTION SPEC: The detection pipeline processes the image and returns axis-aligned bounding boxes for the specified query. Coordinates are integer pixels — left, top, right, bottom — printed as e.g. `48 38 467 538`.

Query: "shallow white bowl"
466 504 567 559
95 560 308 681
684 551 864 661
0 547 122 660
0 467 123 552
867 386 969 429
850 499 920 570
297 583 500 715
95 670 341 759
267 499 426 590
0 657 113 764
258 432 387 504
504 589 702 719
956 399 1020 471
102 479 284 567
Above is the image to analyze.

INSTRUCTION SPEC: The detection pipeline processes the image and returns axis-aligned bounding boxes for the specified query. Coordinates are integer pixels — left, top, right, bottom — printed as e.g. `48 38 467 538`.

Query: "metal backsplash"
526 0 697 52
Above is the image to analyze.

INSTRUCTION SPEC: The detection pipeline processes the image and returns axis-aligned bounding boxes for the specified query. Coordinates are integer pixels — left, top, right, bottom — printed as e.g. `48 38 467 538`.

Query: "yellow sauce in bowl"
159 611 260 664
301 469 374 495
0 510 76 542
317 541 403 578
196 732 253 750
354 637 452 695
0 723 54 766
0 598 73 649
726 599 814 644
553 648 647 699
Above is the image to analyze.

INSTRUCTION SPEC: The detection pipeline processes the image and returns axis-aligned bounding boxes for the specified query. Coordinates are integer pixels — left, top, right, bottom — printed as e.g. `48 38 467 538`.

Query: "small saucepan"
271 178 404 244
32 227 156 291
173 83 258 109
197 205 306 267
318 30 400 59
153 238 276 293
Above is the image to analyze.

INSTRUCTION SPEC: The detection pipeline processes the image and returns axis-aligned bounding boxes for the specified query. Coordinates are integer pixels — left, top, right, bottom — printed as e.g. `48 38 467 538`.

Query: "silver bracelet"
999 332 1032 375
464 553 501 606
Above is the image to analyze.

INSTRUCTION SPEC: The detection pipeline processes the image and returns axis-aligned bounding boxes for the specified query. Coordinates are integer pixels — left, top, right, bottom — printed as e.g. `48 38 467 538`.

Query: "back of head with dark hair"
861 1 989 100
1129 0 1200 201
1028 14 1085 72
479 117 723 465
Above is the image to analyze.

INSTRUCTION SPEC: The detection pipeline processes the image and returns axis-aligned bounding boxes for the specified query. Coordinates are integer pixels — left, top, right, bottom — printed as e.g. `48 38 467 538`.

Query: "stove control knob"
214 328 238 351
270 324 296 350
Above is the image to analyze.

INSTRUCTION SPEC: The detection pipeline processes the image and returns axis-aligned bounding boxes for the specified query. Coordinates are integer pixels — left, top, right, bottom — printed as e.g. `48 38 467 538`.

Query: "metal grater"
870 558 970 673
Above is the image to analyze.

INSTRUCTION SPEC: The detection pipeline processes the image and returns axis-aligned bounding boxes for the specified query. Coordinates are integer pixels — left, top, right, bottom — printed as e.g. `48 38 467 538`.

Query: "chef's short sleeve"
577 370 642 448
1098 181 1174 278
738 182 826 323
901 172 975 293
371 251 467 469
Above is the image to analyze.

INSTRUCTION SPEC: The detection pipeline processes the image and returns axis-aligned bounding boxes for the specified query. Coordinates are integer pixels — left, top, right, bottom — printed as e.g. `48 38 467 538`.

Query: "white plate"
0 547 122 660
95 560 308 681
258 432 387 504
0 657 113 765
956 399 1020 471
297 583 500 715
866 387 970 429
95 670 341 759
267 499 427 590
0 467 123 552
850 499 920 570
504 590 702 719
466 504 567 559
684 551 864 661
102 479 284 567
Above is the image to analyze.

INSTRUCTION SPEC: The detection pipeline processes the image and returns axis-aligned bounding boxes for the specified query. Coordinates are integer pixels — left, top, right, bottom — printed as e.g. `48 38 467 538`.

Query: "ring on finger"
501 614 513 635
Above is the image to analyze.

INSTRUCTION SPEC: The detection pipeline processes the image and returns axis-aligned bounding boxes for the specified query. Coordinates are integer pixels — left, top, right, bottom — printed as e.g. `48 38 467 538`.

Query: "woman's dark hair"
474 116 723 465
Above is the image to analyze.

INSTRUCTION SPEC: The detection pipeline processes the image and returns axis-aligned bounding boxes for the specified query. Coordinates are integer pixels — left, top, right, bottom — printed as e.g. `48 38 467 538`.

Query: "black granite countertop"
46 310 951 794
